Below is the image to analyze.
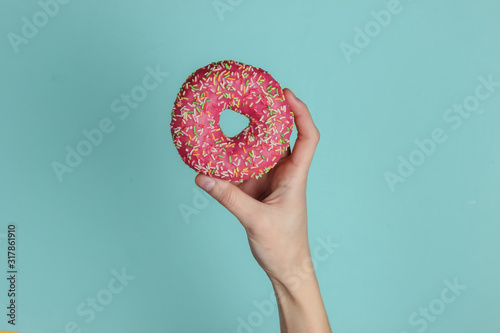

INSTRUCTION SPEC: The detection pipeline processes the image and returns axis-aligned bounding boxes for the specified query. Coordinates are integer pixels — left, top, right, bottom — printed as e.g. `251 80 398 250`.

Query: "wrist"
268 249 317 293
269 267 319 304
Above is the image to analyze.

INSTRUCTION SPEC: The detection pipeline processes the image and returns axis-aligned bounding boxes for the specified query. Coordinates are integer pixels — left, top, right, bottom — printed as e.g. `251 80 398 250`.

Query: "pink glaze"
171 60 293 182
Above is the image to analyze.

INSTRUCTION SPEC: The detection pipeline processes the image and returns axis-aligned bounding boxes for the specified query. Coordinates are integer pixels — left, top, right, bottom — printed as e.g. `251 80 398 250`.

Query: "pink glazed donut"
171 60 293 182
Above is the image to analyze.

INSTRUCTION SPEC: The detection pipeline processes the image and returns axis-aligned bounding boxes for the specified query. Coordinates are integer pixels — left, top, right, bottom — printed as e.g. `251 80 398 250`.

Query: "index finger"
283 88 320 172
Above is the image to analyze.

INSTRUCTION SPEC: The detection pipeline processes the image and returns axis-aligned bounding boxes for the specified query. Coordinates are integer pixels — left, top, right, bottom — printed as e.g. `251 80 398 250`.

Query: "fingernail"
197 175 215 192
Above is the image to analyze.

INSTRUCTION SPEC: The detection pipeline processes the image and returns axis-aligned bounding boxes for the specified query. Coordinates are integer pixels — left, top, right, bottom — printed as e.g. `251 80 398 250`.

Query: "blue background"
1 0 499 332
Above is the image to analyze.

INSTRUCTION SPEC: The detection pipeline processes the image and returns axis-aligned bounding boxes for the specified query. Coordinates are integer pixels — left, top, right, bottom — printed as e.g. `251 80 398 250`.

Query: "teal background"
1 0 499 332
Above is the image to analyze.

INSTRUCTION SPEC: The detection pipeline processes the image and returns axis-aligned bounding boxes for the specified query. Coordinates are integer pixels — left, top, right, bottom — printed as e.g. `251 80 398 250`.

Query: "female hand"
195 89 331 332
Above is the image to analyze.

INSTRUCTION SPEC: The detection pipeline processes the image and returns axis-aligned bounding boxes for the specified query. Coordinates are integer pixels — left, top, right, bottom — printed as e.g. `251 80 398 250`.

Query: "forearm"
270 263 332 333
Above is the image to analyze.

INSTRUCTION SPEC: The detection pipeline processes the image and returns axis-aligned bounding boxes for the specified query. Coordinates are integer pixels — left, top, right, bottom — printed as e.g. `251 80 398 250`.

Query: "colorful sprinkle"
170 60 293 181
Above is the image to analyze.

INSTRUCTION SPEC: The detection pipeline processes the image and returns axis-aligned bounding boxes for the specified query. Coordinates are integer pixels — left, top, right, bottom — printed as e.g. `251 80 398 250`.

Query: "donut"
170 60 293 182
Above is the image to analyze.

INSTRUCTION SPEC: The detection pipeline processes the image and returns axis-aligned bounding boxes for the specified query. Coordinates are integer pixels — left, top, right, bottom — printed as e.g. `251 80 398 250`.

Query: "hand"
195 89 331 332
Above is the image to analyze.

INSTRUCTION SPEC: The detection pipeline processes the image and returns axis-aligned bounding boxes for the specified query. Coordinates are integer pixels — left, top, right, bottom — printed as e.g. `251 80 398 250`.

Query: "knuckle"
218 188 236 208
313 127 320 143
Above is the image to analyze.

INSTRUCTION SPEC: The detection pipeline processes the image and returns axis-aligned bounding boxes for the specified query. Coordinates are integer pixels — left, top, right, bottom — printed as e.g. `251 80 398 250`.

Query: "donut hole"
219 109 250 138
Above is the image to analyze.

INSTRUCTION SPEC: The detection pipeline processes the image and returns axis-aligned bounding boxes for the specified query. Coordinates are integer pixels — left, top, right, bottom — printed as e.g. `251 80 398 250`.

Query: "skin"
195 88 331 332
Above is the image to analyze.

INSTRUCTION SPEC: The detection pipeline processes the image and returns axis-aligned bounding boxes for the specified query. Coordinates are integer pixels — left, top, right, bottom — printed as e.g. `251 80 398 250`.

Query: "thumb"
195 174 259 223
